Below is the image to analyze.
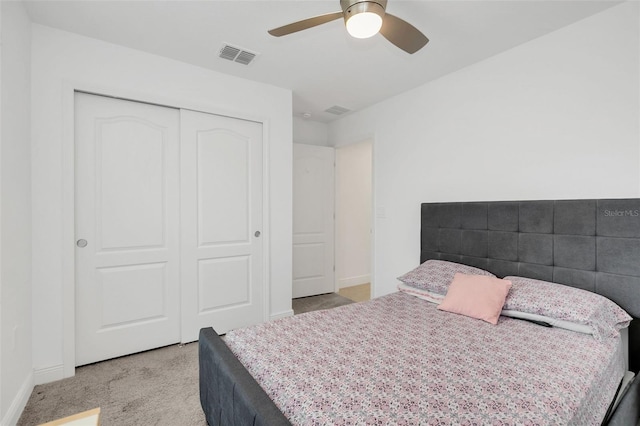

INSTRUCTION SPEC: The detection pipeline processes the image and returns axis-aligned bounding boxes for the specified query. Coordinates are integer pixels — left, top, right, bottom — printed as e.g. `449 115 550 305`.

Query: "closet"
74 93 263 365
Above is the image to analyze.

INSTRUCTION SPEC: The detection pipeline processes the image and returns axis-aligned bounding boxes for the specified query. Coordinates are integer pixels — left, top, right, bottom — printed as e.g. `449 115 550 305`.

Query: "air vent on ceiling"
324 105 351 115
218 43 258 65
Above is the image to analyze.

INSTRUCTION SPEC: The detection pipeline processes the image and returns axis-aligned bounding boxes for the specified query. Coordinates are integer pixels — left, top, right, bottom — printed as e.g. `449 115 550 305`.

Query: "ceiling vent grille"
324 105 351 115
218 44 258 65
235 51 256 65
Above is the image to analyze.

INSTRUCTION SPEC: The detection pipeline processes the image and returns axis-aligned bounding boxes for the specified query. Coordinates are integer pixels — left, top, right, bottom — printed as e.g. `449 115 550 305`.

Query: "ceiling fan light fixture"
344 2 384 39
268 0 428 54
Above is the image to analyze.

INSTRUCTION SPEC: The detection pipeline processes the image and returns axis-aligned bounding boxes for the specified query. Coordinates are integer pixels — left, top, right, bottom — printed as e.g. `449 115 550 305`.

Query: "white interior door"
75 93 180 366
180 109 263 341
292 144 335 298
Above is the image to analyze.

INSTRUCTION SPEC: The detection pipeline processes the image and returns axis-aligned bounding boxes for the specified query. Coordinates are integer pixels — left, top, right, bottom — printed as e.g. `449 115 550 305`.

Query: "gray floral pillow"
397 260 495 295
503 276 632 340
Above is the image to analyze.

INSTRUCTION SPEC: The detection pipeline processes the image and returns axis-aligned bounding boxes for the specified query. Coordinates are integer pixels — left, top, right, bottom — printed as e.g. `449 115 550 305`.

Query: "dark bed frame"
199 198 640 425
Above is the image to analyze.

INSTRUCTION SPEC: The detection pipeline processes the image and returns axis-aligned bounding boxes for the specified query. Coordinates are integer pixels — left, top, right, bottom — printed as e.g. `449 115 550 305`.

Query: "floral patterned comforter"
223 292 624 425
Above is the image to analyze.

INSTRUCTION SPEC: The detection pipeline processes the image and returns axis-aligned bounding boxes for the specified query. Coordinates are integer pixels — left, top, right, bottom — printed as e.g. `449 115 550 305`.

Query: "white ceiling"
24 0 621 123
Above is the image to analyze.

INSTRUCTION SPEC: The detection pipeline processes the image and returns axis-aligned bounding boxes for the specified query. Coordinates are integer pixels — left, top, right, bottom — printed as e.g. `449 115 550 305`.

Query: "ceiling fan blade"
268 11 344 37
380 13 429 54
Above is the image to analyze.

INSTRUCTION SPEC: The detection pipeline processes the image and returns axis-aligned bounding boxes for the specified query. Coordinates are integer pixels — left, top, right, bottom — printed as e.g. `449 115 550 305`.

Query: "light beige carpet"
18 295 354 426
18 343 206 426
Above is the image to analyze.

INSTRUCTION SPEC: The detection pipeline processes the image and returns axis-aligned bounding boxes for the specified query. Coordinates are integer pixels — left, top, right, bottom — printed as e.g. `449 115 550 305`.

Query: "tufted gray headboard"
420 199 640 372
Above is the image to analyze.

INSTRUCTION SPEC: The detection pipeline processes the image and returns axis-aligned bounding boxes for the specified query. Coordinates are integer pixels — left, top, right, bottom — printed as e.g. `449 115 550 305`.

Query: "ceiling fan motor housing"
341 0 387 18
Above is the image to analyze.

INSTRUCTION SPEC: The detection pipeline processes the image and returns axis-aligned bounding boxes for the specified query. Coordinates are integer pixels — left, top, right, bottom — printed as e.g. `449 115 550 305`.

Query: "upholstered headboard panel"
420 199 640 372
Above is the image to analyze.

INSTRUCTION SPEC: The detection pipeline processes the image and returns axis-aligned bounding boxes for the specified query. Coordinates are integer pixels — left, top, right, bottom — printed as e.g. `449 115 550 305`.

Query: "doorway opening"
335 139 373 303
291 139 373 314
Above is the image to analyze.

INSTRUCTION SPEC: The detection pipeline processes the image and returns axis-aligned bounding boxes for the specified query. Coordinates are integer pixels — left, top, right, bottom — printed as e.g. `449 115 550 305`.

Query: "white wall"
1 1 33 424
31 24 293 382
335 140 372 289
1 0 4 415
292 116 330 146
329 2 640 297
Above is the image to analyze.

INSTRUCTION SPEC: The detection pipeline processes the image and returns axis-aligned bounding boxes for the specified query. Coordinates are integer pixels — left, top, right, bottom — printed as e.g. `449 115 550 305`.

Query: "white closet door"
292 144 335 298
75 93 181 366
180 109 264 341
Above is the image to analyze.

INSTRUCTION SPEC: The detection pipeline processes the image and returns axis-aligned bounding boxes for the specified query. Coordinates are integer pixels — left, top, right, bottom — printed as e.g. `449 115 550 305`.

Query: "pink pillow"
437 273 512 325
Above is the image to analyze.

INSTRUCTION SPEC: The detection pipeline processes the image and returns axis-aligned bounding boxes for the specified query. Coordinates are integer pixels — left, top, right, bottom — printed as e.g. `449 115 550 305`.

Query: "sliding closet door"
75 93 181 366
180 110 264 341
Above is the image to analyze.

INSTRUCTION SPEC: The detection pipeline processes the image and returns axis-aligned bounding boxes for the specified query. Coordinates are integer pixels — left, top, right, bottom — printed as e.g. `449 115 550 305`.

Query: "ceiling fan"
268 0 429 54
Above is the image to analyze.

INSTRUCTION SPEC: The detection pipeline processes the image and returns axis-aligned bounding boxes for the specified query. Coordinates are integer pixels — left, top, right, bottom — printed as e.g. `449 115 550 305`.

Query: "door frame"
61 81 272 378
334 137 376 300
334 139 374 295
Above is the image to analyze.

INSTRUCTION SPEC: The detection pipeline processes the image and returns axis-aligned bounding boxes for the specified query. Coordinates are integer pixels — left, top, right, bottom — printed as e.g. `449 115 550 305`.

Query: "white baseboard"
270 309 294 321
34 364 64 385
1 371 33 426
338 274 370 289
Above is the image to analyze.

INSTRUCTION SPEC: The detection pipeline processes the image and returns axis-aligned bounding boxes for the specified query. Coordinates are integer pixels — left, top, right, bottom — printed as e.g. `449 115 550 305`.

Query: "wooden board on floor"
39 408 100 426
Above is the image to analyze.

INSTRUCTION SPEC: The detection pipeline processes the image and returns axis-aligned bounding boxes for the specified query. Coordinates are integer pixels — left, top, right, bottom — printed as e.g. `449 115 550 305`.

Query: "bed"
199 199 640 425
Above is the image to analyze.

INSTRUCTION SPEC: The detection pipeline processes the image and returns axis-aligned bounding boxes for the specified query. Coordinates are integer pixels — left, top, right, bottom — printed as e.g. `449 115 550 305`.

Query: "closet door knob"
77 239 88 248
254 231 261 238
